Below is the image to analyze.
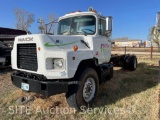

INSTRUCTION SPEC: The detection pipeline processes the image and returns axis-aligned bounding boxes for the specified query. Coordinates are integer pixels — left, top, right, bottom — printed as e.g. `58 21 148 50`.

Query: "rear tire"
66 68 99 111
128 55 137 71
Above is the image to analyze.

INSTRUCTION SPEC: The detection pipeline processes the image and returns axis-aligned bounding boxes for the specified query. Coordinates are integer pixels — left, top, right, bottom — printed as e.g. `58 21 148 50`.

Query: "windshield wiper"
61 30 69 35
81 40 90 48
76 31 87 36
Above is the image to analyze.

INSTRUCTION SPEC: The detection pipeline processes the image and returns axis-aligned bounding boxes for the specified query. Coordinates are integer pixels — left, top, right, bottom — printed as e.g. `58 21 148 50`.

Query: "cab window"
98 19 106 36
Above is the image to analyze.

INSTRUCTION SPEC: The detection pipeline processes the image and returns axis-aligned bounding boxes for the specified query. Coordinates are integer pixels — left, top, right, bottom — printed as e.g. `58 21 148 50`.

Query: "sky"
0 0 160 41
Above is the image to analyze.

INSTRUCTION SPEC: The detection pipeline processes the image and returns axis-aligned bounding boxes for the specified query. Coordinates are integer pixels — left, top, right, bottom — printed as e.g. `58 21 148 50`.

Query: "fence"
111 46 159 52
111 46 160 59
159 60 160 83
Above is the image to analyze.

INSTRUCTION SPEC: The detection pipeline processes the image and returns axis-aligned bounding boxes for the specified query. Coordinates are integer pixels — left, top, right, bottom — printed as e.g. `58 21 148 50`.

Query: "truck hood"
15 34 93 51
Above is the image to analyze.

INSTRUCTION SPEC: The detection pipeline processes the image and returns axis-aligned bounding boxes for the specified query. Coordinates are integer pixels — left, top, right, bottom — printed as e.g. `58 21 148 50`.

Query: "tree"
38 13 55 34
14 8 35 32
47 13 55 33
150 26 160 49
37 18 45 33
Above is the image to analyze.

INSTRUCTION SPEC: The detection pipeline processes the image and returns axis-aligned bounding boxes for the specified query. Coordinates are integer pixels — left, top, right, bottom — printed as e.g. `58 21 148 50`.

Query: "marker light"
72 57 75 60
73 45 78 51
38 47 41 51
92 10 97 13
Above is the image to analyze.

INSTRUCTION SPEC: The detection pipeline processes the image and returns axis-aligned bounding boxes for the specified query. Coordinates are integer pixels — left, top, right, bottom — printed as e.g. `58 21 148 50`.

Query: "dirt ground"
0 68 16 96
0 55 159 120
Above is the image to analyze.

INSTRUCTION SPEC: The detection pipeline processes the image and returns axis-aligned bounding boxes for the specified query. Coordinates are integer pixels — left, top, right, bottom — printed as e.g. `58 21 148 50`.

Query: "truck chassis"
10 8 138 111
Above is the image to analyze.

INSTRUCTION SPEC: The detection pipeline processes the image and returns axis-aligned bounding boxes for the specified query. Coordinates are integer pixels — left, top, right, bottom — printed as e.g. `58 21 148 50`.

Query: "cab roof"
59 11 105 20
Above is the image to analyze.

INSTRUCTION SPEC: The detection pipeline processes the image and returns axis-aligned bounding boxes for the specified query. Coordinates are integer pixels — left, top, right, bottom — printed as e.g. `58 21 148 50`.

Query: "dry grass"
0 55 159 120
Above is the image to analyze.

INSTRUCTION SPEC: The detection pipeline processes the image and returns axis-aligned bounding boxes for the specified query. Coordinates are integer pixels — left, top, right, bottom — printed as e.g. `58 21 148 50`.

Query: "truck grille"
17 44 38 71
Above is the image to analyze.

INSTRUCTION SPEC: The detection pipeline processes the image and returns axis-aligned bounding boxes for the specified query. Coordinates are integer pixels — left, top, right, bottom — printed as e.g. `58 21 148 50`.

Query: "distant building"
145 40 151 47
112 37 142 47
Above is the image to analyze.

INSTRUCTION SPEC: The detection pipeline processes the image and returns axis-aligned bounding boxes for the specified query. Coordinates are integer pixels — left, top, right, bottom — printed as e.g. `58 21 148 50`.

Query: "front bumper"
11 74 69 96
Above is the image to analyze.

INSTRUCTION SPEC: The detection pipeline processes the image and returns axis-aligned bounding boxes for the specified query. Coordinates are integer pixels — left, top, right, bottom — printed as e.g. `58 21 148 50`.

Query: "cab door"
93 18 111 64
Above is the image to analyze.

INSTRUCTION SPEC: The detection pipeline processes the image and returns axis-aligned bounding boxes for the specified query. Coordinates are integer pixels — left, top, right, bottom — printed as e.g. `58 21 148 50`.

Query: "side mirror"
105 16 112 37
106 16 112 31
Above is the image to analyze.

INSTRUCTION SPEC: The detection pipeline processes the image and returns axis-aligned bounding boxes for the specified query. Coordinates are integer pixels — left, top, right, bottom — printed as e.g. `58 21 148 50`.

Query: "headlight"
54 59 63 69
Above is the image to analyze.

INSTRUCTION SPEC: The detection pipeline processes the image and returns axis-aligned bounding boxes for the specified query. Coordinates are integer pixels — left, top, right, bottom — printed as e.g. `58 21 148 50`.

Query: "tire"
123 55 130 70
129 55 137 71
66 68 99 111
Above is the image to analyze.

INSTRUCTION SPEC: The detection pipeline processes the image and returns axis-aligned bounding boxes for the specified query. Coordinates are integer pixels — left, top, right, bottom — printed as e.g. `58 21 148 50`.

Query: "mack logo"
18 37 33 42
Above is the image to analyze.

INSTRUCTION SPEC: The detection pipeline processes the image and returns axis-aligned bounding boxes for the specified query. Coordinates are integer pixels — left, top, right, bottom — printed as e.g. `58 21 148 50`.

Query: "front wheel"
66 68 99 111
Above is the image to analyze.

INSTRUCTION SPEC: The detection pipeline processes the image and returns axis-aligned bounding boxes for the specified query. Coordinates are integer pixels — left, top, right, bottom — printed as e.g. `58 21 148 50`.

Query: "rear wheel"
129 55 137 71
123 55 137 71
66 68 99 111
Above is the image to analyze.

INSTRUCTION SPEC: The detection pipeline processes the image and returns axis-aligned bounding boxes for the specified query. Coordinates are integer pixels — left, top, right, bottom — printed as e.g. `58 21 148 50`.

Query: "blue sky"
0 0 160 41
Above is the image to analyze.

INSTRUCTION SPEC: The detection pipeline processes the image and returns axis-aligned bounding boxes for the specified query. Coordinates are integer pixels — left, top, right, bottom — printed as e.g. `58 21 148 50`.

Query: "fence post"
159 60 160 83
150 46 153 59
125 46 126 55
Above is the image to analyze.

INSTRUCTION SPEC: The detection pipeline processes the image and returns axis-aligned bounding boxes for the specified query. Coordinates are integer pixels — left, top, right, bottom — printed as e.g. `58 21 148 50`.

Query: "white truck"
11 8 137 110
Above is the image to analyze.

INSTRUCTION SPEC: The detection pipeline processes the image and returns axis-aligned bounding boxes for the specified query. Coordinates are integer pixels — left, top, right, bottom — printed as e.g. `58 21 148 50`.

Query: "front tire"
66 68 99 111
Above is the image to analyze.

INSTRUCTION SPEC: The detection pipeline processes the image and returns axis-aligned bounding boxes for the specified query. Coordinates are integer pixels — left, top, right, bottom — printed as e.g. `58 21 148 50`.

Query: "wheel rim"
134 58 137 69
83 77 96 102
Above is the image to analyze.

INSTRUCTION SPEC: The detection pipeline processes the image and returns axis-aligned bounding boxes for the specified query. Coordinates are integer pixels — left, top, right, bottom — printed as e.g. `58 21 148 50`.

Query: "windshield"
57 15 96 35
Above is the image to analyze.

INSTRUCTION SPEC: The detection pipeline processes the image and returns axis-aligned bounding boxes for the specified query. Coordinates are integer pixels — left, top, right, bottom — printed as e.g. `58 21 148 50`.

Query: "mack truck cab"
11 8 137 110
